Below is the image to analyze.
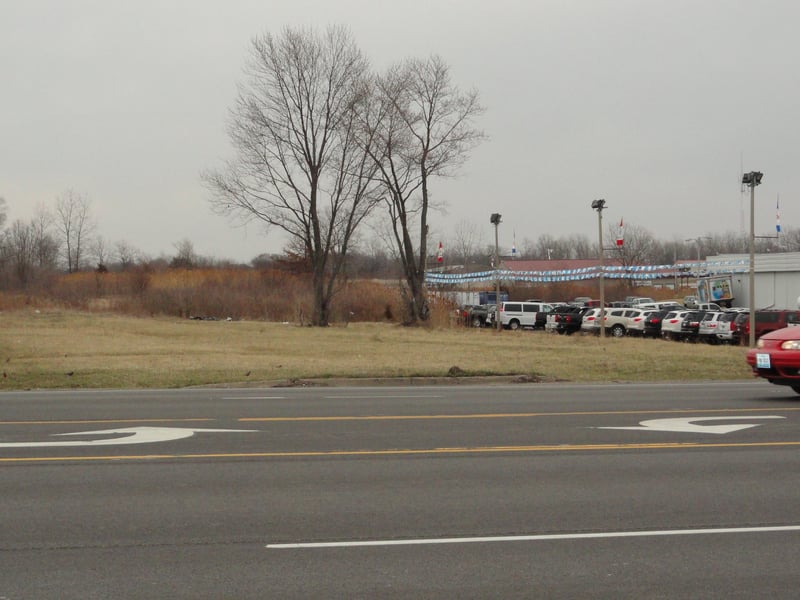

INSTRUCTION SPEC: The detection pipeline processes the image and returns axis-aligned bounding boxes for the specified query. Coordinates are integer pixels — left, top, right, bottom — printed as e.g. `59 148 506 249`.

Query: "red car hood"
759 326 800 342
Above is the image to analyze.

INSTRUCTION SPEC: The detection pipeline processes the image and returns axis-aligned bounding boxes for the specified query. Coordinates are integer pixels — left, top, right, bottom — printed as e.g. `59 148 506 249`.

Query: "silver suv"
603 308 645 337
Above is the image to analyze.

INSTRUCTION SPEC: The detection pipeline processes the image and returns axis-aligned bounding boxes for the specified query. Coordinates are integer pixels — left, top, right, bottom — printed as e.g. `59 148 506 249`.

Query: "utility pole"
742 171 763 348
490 213 502 332
591 199 606 337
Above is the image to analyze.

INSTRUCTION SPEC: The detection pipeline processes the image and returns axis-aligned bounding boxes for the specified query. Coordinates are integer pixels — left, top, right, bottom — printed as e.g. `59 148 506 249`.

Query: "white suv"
660 310 691 340
627 309 656 336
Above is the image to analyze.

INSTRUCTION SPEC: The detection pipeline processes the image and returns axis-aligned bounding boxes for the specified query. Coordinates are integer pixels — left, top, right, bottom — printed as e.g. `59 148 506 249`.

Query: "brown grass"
0 309 753 390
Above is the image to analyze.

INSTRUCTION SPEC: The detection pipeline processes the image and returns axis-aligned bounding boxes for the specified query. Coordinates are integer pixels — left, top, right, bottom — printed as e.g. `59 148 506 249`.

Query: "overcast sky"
2 1 797 263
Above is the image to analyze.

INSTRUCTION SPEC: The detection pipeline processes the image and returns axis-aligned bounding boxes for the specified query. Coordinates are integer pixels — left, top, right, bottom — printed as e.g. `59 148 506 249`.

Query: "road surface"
2 381 799 598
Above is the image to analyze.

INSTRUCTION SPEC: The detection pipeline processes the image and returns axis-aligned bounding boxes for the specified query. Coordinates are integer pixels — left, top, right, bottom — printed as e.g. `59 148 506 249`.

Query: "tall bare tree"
367 55 485 323
204 26 381 326
114 240 139 270
54 190 95 273
448 219 484 267
30 205 59 270
0 197 7 231
607 221 659 286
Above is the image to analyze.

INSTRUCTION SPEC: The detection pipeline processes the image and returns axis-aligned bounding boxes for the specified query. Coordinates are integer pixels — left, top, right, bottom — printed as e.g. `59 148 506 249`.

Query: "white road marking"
221 396 286 400
597 416 785 434
266 525 800 549
0 426 257 448
324 395 444 399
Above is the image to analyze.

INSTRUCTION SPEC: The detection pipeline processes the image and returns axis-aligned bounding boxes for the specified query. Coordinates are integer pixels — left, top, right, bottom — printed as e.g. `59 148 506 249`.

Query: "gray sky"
2 0 797 263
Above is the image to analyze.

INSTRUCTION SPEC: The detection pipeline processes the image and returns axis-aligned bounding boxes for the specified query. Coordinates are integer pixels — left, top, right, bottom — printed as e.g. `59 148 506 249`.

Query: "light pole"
742 171 763 348
684 236 712 262
490 213 502 332
591 199 606 337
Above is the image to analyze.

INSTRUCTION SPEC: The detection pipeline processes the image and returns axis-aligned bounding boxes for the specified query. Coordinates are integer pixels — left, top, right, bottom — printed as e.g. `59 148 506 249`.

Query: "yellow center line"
239 407 800 422
2 407 799 427
3 440 800 463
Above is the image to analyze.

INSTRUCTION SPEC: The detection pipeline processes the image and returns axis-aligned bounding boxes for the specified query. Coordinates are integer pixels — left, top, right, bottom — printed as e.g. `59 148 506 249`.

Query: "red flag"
437 241 443 263
615 218 624 247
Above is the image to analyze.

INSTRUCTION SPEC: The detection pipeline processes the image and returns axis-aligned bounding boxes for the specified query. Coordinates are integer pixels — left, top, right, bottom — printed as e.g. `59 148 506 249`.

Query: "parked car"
715 311 744 344
697 311 726 343
547 305 591 335
660 310 692 340
696 302 723 311
626 309 656 336
745 326 800 393
678 310 708 342
638 301 683 310
581 307 603 334
642 309 672 338
684 295 699 308
732 312 751 344
739 309 800 342
497 301 553 330
460 304 494 327
603 308 644 338
627 296 656 306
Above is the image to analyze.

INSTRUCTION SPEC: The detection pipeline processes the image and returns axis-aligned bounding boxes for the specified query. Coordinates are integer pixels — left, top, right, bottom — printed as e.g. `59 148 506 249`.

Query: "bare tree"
3 221 36 286
54 190 95 273
449 219 484 267
204 26 381 326
114 240 139 270
608 221 658 286
171 238 197 269
564 233 594 259
368 55 485 323
0 197 7 230
2 217 59 287
91 236 109 269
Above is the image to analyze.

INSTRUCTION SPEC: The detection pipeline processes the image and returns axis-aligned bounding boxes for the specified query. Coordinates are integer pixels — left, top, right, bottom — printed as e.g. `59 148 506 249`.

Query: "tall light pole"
591 199 606 337
490 213 502 331
684 236 712 262
742 171 763 348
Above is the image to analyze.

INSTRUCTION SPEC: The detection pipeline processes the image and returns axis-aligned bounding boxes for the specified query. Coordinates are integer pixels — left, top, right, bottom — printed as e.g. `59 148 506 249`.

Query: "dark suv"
739 310 800 343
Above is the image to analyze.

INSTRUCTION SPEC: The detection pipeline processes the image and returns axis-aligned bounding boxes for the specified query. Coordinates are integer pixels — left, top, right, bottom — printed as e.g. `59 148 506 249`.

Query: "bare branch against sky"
2 1 798 262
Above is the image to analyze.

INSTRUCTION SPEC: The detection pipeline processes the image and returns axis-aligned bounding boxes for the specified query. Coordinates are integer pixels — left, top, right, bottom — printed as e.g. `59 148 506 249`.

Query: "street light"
685 236 712 262
743 171 763 348
591 199 606 337
490 213 502 331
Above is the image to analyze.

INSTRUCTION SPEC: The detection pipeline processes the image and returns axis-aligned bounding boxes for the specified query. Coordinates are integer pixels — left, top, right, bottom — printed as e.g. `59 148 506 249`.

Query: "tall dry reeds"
3 267 404 324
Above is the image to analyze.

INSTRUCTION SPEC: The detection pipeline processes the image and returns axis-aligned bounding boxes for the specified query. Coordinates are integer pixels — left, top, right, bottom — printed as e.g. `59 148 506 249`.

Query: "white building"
707 252 800 310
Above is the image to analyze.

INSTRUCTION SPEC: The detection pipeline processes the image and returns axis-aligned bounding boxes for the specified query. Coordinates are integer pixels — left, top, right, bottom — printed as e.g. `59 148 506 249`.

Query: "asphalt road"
2 381 800 599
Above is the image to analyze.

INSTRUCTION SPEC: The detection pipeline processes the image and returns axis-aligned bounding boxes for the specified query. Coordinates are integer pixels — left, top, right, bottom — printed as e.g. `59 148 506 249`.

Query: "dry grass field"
0 309 754 390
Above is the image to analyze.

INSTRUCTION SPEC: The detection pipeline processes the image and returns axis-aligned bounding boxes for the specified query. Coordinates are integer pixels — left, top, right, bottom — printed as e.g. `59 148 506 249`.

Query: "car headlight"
756 339 765 348
780 340 800 350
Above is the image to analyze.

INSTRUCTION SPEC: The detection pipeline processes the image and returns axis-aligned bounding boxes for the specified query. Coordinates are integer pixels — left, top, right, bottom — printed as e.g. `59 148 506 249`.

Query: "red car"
745 326 800 394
